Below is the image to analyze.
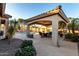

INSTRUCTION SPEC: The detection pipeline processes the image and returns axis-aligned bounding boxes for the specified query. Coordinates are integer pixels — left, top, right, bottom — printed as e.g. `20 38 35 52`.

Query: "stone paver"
0 32 78 56
14 32 78 56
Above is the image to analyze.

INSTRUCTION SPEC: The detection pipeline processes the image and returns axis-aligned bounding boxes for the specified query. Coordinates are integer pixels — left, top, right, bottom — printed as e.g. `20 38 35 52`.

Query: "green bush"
15 49 22 56
6 26 15 39
70 35 79 42
21 40 33 48
65 33 79 42
65 33 73 39
15 46 36 56
15 40 36 56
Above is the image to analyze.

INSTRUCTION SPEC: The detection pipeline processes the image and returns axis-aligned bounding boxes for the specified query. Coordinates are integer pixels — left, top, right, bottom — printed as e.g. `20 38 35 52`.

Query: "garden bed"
64 33 79 42
15 40 36 56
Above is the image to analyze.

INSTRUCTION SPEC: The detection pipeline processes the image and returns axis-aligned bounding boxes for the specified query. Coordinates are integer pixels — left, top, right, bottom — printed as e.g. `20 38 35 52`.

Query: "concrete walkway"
14 32 78 56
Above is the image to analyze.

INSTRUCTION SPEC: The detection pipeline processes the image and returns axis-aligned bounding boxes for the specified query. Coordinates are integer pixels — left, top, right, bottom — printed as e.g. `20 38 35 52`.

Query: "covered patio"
24 5 69 46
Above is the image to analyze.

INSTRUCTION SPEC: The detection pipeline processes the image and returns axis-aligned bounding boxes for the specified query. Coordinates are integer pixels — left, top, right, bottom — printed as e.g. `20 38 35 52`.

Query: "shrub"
65 33 79 42
65 33 73 39
6 26 15 39
15 46 36 56
70 35 79 42
21 40 33 48
15 40 36 56
15 49 22 56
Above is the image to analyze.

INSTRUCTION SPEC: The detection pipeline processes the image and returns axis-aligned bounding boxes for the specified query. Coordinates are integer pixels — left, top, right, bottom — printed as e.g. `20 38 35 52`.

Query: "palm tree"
6 19 18 44
17 18 23 30
76 20 79 35
58 21 66 32
9 19 17 27
68 23 72 33
68 18 79 34
14 20 18 27
71 19 76 34
9 20 15 26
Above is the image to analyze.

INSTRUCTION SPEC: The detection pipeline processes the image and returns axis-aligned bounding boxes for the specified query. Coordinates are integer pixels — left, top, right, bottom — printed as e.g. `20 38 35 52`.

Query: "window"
1 20 5 24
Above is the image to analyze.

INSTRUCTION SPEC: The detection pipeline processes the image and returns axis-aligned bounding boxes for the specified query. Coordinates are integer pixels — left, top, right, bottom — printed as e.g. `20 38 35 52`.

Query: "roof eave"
25 5 69 23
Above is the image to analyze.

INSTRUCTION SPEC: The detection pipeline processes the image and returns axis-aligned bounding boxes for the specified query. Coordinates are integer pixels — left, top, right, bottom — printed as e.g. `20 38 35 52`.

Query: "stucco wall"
0 18 9 39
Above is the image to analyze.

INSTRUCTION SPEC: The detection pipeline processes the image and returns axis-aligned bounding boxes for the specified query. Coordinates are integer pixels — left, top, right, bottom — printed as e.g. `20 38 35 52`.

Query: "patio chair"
39 32 43 37
27 34 34 38
48 32 52 37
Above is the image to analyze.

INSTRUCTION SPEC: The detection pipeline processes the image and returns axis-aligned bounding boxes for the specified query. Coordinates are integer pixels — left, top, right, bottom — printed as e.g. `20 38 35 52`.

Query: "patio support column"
52 15 59 47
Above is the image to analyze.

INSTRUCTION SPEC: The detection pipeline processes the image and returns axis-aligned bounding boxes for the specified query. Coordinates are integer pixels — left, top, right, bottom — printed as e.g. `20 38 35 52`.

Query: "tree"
17 18 23 30
6 19 17 44
68 23 72 33
58 21 66 32
9 19 18 27
18 18 23 24
68 18 79 34
71 19 76 34
9 20 15 26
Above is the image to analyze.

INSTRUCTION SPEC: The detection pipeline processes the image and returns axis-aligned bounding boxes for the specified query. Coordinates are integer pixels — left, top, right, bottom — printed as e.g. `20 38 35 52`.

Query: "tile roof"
0 3 12 18
26 5 69 23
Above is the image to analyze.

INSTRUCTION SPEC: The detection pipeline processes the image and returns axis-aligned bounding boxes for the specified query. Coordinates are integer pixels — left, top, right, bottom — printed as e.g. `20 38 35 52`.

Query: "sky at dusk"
5 3 79 19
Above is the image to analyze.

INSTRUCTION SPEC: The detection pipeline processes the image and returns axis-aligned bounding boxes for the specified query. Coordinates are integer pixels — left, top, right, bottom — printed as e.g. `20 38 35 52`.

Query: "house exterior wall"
0 17 9 39
0 3 11 39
